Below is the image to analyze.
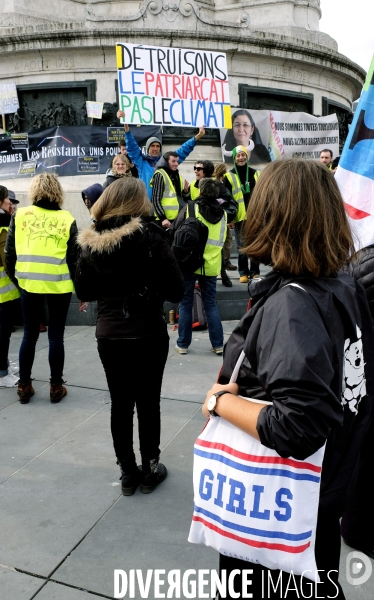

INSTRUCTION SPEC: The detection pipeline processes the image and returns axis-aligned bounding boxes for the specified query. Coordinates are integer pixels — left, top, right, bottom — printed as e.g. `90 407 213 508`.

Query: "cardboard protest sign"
0 83 19 115
86 101 104 120
116 43 232 129
220 108 339 165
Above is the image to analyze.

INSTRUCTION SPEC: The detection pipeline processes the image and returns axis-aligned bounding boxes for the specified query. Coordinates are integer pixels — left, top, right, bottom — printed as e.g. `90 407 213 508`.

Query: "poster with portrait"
220 108 339 165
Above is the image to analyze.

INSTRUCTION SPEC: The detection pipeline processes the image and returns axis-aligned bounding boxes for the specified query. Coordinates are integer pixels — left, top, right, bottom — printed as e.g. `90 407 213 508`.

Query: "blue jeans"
177 275 223 349
0 298 20 376
19 290 71 384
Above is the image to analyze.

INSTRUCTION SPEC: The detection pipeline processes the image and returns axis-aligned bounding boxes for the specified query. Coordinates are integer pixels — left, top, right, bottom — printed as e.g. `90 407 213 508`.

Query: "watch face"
207 395 217 412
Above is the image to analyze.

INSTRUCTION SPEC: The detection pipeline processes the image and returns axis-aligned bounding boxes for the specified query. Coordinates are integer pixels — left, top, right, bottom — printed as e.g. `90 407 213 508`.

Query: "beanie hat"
232 145 248 159
146 137 162 155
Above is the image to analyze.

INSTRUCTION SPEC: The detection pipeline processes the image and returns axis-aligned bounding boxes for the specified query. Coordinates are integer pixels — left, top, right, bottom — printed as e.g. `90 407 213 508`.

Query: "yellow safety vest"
224 172 246 223
189 180 200 200
150 169 184 221
224 171 260 222
0 227 20 303
186 204 227 277
14 206 75 294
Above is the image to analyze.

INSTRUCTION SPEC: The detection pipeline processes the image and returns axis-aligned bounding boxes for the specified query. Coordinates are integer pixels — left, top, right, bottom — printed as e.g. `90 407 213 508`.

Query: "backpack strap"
188 200 197 219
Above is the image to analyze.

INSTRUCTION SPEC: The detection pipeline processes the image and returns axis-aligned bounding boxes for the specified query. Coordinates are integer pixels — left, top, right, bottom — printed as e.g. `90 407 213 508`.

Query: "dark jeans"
177 275 223 350
234 221 260 277
218 510 345 599
19 290 72 384
0 298 20 376
97 333 169 464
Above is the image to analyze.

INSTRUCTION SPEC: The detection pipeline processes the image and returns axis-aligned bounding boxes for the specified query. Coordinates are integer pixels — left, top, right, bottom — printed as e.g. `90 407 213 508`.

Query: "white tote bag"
188 351 325 579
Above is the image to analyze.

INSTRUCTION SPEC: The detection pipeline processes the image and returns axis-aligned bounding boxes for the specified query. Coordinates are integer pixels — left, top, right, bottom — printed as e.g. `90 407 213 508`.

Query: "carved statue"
79 103 87 125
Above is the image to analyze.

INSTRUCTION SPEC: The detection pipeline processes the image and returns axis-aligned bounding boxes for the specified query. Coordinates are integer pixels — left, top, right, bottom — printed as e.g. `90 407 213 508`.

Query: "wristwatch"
207 390 230 417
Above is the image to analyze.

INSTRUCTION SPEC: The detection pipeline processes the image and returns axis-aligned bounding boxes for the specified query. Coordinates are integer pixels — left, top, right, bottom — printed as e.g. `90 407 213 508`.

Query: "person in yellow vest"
172 178 227 355
185 160 238 287
150 151 185 228
0 186 20 387
223 145 261 283
5 173 85 404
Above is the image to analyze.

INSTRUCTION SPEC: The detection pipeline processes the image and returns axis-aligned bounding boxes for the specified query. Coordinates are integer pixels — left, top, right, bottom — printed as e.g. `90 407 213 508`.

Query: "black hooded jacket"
219 270 374 516
75 216 184 338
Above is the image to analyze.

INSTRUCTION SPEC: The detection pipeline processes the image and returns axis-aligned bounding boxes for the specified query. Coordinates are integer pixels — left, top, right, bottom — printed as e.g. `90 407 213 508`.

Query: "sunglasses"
194 166 203 171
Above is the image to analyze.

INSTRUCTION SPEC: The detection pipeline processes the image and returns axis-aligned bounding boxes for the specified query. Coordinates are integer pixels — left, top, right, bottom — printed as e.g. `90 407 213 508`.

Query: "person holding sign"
193 160 374 599
116 110 206 200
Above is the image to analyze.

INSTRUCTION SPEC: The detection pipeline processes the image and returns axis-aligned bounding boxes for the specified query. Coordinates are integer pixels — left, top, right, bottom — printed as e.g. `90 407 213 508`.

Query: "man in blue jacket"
116 110 206 199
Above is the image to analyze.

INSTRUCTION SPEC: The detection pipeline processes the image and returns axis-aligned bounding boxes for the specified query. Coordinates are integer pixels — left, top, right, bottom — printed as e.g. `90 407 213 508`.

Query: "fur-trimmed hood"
77 216 143 254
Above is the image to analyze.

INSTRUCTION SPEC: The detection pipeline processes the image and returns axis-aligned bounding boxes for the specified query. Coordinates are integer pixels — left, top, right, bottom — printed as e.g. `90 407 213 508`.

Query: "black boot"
117 459 140 496
221 270 233 287
140 458 168 494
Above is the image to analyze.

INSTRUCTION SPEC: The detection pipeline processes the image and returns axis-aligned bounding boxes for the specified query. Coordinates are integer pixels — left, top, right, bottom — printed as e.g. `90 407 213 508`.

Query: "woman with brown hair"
5 174 81 403
102 153 132 189
196 160 374 598
75 177 184 496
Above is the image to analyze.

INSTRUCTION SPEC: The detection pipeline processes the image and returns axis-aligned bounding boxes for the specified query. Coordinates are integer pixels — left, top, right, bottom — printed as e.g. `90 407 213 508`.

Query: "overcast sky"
319 0 372 72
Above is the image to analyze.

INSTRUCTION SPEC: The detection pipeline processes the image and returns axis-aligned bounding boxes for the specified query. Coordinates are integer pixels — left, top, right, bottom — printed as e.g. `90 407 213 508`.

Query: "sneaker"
50 383 67 403
249 273 260 280
140 461 168 494
239 275 249 283
0 373 20 388
175 345 187 354
8 362 19 375
224 262 237 271
17 380 35 403
211 347 224 355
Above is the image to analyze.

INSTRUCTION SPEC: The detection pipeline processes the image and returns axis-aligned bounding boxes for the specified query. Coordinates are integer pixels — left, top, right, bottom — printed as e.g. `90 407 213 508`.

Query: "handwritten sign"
0 83 19 115
116 43 232 129
86 101 104 120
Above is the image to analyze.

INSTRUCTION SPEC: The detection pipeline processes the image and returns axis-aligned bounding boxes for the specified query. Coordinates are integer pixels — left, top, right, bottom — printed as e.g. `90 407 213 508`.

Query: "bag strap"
188 200 197 218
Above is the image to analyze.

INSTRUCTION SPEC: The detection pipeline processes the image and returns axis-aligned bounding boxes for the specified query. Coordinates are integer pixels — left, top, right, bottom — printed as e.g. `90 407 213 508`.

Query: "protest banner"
220 108 339 165
0 124 161 179
86 101 104 120
335 55 374 251
116 43 232 129
0 82 19 116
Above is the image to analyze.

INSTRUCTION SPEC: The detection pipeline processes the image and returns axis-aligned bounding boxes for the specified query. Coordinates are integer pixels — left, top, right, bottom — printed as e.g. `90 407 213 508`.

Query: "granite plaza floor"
1 324 373 599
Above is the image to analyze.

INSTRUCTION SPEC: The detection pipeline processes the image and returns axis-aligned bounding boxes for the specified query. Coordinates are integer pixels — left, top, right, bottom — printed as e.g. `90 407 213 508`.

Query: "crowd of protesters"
1 123 373 600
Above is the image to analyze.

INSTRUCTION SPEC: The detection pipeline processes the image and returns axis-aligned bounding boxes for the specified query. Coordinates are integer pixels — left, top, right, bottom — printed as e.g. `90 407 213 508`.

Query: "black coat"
75 216 184 338
345 245 374 323
219 270 374 516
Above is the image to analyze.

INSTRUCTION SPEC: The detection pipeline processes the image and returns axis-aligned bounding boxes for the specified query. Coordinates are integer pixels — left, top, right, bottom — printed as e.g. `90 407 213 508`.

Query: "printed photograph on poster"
220 108 339 165
220 108 271 164
116 43 232 129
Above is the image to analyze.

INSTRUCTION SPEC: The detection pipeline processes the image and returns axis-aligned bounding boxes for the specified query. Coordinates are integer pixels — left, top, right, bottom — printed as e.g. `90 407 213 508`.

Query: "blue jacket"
125 131 197 200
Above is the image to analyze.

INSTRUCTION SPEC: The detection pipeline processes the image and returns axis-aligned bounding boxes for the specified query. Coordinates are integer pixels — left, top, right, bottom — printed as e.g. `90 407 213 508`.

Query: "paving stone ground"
1 324 372 599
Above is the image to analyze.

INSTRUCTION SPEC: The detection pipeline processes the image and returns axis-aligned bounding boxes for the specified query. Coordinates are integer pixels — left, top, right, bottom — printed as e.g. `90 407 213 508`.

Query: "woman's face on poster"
233 115 254 146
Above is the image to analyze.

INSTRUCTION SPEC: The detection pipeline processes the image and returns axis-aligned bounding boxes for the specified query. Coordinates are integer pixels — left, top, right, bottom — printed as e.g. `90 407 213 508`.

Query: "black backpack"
171 201 208 274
